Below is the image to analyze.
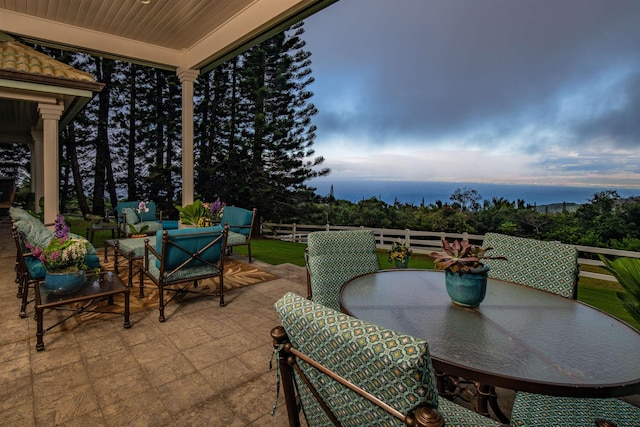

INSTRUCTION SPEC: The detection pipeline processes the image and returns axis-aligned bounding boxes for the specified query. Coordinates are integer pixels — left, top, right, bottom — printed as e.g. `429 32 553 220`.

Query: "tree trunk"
65 123 90 216
92 56 113 216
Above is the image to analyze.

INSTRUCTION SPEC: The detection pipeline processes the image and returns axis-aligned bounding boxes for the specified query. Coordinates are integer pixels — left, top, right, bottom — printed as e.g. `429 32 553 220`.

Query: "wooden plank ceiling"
0 0 336 71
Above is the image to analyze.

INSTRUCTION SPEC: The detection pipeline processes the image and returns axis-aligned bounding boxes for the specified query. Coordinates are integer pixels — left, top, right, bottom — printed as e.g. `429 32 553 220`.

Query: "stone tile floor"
1 221 306 426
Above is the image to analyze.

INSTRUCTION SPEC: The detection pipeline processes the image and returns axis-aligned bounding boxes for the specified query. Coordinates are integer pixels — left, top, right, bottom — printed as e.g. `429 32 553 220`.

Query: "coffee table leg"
36 306 45 351
113 245 120 274
138 264 145 298
127 253 134 288
123 288 131 329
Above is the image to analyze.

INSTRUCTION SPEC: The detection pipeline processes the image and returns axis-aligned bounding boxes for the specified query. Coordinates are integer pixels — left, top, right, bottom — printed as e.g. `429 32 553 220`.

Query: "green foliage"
430 238 505 273
599 256 640 325
296 191 640 253
127 222 150 235
175 200 207 225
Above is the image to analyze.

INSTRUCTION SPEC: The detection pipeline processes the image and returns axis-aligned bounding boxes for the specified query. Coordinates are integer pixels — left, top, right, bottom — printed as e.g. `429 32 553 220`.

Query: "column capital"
177 68 199 83
37 103 64 121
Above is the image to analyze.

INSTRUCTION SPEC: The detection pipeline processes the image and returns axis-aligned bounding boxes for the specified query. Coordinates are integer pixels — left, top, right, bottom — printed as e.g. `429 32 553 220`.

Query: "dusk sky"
301 0 640 189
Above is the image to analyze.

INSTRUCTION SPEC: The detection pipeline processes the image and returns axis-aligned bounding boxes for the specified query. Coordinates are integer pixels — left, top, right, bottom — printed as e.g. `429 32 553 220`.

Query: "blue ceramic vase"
44 270 86 294
395 258 409 269
444 266 490 307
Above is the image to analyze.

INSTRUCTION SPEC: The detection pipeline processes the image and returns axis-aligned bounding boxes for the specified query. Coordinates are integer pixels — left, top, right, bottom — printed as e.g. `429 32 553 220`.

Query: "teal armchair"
143 225 228 322
220 206 256 262
115 201 164 237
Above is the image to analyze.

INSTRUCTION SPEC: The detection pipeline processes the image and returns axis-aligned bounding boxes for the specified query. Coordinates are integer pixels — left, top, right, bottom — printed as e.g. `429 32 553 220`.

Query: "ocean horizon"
310 180 640 207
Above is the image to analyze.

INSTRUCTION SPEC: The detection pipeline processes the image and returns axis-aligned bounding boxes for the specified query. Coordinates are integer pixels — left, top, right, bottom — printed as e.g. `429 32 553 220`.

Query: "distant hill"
535 202 580 213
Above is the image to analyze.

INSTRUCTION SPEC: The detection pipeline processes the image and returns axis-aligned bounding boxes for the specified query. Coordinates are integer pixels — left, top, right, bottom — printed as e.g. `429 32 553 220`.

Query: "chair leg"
247 243 252 263
16 272 25 298
158 284 166 322
219 275 225 307
19 278 31 318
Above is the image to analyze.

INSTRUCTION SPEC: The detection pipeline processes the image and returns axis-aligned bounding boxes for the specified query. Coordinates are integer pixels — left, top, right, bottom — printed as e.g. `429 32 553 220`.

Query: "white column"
29 133 43 212
177 68 199 207
37 102 64 227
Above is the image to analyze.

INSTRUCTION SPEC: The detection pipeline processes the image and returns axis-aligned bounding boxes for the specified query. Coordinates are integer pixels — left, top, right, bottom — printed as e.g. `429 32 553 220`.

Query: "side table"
34 271 131 351
86 222 119 243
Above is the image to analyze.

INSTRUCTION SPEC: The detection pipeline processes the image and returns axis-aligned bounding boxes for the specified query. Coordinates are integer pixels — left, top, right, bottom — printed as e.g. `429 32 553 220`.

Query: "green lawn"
70 219 640 331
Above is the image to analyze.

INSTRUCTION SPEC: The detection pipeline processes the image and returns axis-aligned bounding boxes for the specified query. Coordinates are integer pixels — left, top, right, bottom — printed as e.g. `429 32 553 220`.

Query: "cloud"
303 0 640 185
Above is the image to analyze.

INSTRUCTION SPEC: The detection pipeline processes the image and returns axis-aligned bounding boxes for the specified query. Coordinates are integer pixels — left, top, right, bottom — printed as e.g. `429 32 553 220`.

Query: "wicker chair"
305 230 380 311
271 292 506 427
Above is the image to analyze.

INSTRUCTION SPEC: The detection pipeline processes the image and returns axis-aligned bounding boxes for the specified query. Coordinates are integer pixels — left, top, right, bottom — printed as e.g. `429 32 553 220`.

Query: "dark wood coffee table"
85 222 119 243
34 271 131 351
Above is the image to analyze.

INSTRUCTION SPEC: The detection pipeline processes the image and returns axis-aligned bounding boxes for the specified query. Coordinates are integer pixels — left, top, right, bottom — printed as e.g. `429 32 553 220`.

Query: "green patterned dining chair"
272 292 506 427
482 232 579 299
305 230 380 311
511 391 640 427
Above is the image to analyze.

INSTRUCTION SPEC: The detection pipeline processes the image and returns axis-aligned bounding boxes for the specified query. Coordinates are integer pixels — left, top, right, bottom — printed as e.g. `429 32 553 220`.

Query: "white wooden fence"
261 222 640 283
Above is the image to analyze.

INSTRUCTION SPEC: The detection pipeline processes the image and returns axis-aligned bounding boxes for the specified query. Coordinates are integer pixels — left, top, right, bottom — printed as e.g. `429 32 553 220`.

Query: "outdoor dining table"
339 269 640 422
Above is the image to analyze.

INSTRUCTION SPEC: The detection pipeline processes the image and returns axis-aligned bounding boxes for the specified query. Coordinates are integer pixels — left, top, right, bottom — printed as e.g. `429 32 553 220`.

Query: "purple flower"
208 198 226 217
53 214 70 239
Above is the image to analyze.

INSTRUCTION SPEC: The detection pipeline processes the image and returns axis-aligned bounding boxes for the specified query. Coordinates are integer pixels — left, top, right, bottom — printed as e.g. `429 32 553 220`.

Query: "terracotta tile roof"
0 40 96 83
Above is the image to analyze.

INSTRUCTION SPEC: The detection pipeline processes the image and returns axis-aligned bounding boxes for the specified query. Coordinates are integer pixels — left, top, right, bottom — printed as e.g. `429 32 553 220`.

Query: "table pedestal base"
435 371 510 424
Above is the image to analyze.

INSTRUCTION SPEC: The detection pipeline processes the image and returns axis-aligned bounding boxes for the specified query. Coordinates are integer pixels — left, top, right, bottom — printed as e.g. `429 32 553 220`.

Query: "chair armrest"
143 238 160 270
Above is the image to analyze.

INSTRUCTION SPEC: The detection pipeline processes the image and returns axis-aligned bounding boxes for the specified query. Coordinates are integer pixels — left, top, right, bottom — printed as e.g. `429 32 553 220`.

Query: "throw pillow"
122 207 140 225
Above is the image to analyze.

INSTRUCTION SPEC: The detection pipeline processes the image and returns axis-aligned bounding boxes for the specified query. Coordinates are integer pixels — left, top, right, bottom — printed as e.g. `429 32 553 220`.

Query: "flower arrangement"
388 239 413 263
128 201 150 235
176 198 226 227
203 198 225 222
26 214 89 273
429 238 505 274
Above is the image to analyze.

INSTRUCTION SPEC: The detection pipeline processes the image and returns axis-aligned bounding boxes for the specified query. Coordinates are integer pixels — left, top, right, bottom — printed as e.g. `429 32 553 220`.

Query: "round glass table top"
340 269 640 397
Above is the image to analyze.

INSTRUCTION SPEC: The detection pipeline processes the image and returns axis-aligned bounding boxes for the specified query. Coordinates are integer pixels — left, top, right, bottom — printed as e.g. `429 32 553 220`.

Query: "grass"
69 219 640 330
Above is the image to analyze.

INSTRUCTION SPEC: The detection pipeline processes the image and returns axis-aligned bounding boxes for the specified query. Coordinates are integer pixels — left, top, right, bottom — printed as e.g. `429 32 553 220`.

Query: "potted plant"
388 239 412 268
176 198 226 227
127 201 150 237
26 214 90 293
430 238 506 307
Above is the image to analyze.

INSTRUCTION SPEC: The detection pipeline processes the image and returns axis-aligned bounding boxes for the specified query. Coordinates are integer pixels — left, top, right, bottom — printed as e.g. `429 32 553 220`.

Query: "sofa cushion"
15 219 53 248
227 231 247 246
25 256 47 280
122 208 140 225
